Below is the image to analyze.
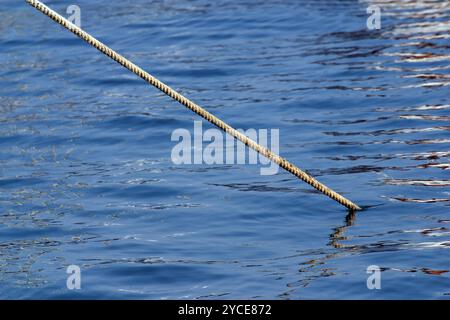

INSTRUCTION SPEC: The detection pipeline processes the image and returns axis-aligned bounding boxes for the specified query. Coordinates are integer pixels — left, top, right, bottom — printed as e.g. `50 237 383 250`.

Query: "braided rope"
26 0 361 211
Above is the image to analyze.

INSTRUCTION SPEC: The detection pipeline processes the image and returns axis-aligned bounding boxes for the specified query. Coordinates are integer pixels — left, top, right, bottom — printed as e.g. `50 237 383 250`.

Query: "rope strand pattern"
26 0 361 211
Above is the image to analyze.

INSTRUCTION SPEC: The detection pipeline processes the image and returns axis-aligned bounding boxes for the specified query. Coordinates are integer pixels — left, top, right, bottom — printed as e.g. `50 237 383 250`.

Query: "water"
1 0 449 299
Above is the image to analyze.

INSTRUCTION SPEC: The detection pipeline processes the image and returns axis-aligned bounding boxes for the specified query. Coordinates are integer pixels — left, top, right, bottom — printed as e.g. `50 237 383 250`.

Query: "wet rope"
26 0 361 211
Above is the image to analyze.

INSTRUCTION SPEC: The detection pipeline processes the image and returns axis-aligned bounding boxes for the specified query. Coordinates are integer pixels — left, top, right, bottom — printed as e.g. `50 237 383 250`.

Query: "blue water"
1 0 449 299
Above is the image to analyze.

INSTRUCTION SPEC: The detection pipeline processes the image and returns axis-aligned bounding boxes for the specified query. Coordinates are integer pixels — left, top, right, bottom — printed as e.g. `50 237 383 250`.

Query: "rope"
26 0 361 211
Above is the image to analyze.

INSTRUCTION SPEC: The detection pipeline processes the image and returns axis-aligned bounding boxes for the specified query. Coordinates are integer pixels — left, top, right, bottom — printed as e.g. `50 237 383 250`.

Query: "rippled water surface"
1 0 449 299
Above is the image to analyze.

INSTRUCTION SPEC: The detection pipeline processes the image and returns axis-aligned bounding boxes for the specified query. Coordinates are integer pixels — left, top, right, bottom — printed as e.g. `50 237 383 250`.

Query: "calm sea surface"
1 0 449 299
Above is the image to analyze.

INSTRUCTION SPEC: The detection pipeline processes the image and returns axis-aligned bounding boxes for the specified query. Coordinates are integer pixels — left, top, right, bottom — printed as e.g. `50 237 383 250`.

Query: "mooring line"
26 0 361 211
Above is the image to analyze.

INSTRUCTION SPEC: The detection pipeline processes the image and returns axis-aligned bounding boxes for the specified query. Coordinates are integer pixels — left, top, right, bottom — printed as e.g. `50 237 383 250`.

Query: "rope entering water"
26 0 361 211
